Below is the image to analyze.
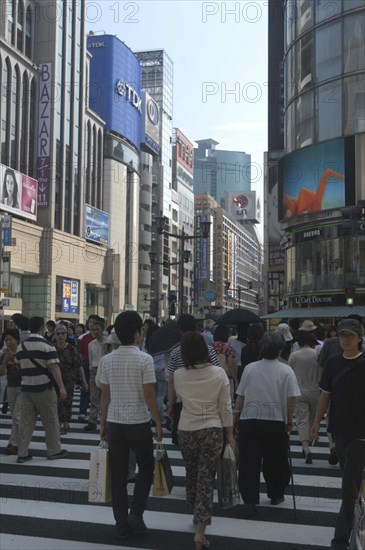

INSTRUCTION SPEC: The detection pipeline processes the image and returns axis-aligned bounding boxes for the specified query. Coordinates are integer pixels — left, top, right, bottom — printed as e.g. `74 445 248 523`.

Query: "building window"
315 0 341 23
343 74 365 135
17 0 24 52
296 0 314 37
315 22 342 82
20 71 28 173
296 90 313 148
9 273 22 298
10 67 19 168
343 0 365 11
296 32 313 92
25 6 32 58
28 77 36 176
7 0 15 44
316 80 342 141
1 59 10 165
344 12 365 74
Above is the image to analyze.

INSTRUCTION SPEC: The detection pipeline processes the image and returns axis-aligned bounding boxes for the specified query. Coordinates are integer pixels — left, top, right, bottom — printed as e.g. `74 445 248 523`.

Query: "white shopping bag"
88 442 111 503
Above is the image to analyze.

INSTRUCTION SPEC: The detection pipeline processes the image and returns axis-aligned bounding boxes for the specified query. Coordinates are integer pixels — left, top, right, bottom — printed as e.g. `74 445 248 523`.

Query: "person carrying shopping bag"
174 332 234 550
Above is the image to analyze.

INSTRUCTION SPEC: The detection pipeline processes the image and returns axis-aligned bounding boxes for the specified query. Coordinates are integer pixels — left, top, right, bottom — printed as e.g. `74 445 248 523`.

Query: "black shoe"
47 449 68 460
270 497 285 505
17 454 33 464
83 423 97 431
305 451 313 464
328 449 339 466
115 524 131 540
2 402 9 414
243 503 257 518
127 514 148 534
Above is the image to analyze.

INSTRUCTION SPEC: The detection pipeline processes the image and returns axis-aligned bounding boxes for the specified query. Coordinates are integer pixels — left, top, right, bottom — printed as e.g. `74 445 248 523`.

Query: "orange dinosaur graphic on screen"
283 168 345 218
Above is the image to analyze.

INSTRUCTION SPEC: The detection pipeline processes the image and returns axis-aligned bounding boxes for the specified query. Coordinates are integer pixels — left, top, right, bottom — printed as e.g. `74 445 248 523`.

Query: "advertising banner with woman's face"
0 163 37 221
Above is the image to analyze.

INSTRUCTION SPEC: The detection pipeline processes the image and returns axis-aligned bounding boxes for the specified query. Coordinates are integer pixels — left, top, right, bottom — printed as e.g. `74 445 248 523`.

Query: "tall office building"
193 139 251 208
265 0 365 317
0 1 109 322
264 0 286 314
194 194 262 316
172 128 195 313
135 49 174 318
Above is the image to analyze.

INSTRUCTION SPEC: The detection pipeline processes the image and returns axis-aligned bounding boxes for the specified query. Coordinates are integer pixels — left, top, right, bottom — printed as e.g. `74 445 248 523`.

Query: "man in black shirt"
311 318 365 550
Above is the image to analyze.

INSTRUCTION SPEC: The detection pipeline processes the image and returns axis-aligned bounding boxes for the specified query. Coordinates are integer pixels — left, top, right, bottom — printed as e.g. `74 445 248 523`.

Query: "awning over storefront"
261 306 365 319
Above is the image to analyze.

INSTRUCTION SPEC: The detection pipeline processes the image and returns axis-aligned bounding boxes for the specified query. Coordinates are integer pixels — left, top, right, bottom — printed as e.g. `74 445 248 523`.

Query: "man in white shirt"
100 311 162 541
84 320 108 431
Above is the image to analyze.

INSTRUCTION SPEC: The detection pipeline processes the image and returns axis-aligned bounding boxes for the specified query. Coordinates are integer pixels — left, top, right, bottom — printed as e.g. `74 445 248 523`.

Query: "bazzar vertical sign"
37 63 52 208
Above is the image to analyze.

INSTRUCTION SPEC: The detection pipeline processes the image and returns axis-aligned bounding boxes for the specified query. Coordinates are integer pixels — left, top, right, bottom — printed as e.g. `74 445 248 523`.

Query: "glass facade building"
193 139 251 208
279 0 365 311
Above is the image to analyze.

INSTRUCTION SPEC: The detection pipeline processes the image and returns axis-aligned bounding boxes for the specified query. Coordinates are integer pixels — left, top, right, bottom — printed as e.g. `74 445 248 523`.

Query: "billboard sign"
87 35 141 151
85 204 109 245
37 63 52 208
279 138 347 221
0 163 37 221
226 191 260 223
62 278 79 314
141 91 160 155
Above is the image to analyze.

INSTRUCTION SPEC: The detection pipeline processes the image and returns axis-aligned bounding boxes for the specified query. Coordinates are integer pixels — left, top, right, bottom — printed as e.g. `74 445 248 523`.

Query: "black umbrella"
219 308 261 325
148 321 181 356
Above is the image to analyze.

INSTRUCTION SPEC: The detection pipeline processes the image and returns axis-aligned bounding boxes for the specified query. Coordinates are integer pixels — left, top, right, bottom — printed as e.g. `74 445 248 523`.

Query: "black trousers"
107 422 154 530
239 419 290 504
332 438 365 548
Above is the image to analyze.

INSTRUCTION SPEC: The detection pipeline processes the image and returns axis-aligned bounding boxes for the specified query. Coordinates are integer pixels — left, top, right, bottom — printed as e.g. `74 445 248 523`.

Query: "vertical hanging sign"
37 63 52 208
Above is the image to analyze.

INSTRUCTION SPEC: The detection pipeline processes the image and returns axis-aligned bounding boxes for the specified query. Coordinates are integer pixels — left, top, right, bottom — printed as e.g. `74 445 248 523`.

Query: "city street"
0 392 342 550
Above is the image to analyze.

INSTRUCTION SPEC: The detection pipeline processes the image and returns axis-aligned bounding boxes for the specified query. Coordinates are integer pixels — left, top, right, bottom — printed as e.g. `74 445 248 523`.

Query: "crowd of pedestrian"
0 310 364 550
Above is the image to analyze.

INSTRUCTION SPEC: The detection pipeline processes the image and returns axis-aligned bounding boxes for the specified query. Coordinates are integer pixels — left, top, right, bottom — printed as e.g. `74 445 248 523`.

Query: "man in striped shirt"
16 316 68 463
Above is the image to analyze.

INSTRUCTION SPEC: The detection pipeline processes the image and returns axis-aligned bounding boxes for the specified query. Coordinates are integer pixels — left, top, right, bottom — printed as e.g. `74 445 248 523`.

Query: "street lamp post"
156 216 211 315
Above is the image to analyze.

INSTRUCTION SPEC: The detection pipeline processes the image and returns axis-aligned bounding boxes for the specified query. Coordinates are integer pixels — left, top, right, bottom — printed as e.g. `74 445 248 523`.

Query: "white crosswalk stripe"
0 392 342 550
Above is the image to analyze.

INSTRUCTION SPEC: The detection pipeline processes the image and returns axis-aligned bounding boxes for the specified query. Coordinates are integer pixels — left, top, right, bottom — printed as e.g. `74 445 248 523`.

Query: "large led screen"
279 138 352 220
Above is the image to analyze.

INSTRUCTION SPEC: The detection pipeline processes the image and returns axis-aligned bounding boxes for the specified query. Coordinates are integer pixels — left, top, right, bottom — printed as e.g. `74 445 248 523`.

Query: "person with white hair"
275 323 293 363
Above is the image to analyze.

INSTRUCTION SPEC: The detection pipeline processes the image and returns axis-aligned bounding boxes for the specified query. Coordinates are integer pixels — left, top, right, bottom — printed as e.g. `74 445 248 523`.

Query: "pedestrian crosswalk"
0 392 341 550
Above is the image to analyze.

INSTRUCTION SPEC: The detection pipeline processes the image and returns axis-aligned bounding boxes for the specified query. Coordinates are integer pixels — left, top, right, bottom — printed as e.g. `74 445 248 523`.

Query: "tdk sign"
147 98 159 126
116 80 142 113
89 42 105 48
87 34 142 150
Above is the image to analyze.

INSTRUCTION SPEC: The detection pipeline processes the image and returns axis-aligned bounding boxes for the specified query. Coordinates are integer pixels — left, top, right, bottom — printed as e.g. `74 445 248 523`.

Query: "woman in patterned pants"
174 332 234 550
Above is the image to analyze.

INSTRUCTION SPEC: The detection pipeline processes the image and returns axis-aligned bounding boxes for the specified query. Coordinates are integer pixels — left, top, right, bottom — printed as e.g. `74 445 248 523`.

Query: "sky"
87 1 268 237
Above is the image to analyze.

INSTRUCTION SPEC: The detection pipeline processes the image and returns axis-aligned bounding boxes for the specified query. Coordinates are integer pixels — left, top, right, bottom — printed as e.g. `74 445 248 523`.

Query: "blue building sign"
87 35 141 151
85 204 109 245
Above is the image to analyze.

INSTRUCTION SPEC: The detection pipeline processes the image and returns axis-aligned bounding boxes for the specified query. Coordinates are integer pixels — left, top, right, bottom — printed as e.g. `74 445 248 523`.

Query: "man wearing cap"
311 318 365 550
202 319 215 347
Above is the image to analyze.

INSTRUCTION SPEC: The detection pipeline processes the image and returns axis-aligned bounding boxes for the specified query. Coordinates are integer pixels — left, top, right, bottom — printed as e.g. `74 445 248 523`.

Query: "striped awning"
261 306 365 319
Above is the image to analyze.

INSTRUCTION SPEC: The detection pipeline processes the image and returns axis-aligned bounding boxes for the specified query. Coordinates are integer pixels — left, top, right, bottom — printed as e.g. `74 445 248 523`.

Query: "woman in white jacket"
174 332 234 550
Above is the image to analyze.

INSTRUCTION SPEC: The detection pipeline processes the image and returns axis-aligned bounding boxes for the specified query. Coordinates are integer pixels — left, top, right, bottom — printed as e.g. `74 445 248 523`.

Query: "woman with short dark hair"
174 332 234 549
234 332 301 518
0 328 21 454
